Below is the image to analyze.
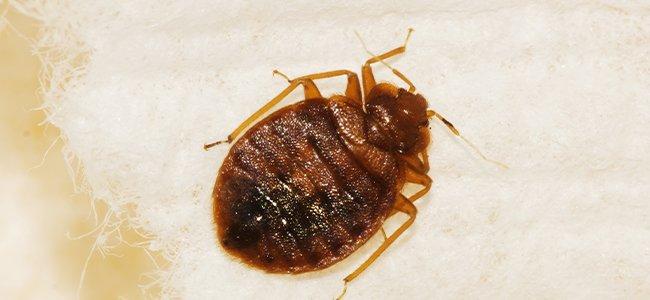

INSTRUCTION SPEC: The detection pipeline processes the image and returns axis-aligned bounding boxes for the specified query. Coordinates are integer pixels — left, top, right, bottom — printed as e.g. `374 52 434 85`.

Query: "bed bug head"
365 84 429 154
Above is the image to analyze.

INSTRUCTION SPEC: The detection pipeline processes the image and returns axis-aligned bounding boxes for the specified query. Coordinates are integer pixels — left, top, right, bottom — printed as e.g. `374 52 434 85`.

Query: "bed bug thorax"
204 29 506 299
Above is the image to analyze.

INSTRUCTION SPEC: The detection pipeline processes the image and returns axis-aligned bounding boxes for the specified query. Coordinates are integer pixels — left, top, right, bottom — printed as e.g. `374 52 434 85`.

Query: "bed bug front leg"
356 28 415 97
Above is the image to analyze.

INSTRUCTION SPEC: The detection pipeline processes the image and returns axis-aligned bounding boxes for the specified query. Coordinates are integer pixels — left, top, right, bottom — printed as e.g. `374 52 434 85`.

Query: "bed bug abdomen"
214 98 399 273
205 29 492 295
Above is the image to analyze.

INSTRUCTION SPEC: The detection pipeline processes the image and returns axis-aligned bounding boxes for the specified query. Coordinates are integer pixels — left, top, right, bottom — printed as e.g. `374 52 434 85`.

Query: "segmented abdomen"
214 98 397 273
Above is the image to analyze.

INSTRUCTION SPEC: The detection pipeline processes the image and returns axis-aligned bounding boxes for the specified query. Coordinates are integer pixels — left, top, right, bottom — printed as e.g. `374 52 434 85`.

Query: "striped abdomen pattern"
214 98 399 273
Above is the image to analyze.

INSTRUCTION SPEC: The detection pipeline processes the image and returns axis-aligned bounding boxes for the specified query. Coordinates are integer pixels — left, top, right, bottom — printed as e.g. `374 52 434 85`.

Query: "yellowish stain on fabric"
0 9 153 299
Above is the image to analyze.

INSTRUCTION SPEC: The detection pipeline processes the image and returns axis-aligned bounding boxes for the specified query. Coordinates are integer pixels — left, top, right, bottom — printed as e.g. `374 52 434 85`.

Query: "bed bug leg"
427 109 509 169
274 69 363 102
204 80 307 148
419 149 430 172
207 69 364 149
401 152 428 173
273 70 322 99
272 69 291 82
356 28 416 97
336 280 349 300
290 70 362 105
404 167 432 202
388 166 432 217
340 194 417 288
380 227 388 240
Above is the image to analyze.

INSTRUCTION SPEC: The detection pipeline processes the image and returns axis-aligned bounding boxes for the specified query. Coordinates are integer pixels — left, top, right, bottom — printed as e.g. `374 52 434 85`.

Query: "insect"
205 29 502 296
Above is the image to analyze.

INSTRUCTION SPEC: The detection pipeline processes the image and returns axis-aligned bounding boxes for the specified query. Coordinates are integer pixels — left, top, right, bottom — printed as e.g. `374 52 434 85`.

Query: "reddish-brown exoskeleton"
205 29 502 297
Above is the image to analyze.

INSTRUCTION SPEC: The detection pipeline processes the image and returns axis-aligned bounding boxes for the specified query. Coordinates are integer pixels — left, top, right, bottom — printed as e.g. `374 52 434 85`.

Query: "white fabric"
16 0 650 298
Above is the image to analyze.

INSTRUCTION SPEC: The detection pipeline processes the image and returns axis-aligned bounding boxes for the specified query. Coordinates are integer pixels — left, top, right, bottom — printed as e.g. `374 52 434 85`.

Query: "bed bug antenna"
354 29 416 92
207 28 504 297
427 110 509 169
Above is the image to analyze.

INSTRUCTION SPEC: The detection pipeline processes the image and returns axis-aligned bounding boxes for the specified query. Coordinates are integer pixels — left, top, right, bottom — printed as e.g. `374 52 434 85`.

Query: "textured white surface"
18 0 650 298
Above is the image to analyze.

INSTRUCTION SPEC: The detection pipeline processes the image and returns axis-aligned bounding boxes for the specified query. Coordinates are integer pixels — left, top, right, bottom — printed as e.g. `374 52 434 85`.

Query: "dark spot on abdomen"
214 99 400 274
350 223 366 237
222 223 261 250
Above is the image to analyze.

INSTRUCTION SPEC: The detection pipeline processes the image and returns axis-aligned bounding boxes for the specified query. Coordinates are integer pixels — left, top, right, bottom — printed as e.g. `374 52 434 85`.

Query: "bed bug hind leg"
380 227 388 240
337 194 417 298
204 74 323 150
203 80 301 150
356 28 416 97
204 68 363 150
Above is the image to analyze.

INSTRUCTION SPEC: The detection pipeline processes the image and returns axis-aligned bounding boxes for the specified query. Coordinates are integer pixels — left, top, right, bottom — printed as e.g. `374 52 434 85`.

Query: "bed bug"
204 29 502 296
